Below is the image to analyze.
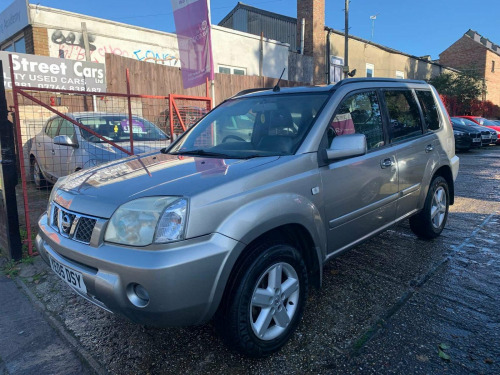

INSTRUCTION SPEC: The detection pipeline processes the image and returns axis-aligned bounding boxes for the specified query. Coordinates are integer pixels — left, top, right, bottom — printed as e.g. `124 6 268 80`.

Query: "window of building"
1 35 26 53
383 90 423 142
330 56 344 83
366 63 374 78
218 65 246 75
492 60 496 73
395 70 405 79
328 90 385 150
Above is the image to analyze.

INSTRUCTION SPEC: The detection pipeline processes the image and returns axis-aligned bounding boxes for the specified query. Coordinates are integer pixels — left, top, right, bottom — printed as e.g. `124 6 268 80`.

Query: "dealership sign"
0 51 106 92
0 0 29 44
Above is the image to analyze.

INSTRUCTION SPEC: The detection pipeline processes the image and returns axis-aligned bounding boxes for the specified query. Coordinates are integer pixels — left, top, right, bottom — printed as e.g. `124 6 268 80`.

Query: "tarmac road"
3 146 499 374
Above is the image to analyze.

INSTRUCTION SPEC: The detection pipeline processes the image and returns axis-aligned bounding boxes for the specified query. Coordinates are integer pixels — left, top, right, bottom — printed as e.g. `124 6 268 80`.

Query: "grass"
1 259 20 278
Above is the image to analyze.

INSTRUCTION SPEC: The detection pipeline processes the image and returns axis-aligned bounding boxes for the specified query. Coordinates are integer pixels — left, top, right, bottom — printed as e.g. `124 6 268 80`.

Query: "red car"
455 116 500 144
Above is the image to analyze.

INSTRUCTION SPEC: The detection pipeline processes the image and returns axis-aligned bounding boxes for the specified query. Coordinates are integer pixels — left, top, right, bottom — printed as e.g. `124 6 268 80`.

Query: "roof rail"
233 88 270 97
337 78 427 86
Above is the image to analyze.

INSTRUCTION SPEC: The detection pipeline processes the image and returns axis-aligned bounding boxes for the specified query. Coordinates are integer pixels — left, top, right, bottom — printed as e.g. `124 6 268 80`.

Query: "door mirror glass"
53 135 78 147
326 133 367 161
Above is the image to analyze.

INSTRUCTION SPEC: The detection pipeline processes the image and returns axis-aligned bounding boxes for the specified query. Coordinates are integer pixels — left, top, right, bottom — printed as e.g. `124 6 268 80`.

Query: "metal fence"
10 62 211 255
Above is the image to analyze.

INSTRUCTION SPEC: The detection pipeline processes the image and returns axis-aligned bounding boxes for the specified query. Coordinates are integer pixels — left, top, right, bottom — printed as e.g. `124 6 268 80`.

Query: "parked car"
450 122 482 151
36 79 459 357
450 117 494 147
454 116 500 144
29 112 170 187
451 117 498 146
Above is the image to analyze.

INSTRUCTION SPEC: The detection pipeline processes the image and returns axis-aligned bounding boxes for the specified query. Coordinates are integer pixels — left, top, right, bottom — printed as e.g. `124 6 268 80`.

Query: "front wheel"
410 176 449 239
216 242 308 357
31 157 47 189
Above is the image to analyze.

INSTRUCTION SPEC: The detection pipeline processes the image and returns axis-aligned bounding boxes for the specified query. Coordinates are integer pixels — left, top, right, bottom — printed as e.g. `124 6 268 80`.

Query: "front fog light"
127 283 150 308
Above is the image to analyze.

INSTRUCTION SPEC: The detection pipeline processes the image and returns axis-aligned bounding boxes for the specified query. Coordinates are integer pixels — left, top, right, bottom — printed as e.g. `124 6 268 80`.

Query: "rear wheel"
410 176 449 239
31 157 47 189
216 242 308 357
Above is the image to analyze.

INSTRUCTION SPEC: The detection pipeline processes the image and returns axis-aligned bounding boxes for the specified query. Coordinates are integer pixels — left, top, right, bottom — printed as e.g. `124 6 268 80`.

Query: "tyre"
410 176 449 239
216 242 308 357
31 157 47 189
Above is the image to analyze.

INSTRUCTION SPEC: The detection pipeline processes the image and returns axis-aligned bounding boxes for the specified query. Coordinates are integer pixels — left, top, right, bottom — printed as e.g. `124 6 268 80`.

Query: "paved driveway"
17 146 500 374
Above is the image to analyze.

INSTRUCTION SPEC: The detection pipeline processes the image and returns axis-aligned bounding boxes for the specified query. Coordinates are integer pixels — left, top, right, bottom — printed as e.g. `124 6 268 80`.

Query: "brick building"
439 30 500 106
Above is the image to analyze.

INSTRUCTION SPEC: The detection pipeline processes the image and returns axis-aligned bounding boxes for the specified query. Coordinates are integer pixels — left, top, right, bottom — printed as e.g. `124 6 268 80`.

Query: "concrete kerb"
14 272 108 375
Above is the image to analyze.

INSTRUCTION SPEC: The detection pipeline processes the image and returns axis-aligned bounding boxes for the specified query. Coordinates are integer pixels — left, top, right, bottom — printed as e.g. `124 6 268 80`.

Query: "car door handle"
425 144 434 153
380 158 394 169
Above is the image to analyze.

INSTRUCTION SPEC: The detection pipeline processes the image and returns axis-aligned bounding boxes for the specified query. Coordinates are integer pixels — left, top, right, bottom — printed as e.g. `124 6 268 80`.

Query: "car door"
381 89 439 219
320 89 398 255
36 117 61 182
52 119 78 178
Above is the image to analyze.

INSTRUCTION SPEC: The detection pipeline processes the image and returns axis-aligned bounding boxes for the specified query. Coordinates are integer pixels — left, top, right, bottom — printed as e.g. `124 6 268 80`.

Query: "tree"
429 70 484 114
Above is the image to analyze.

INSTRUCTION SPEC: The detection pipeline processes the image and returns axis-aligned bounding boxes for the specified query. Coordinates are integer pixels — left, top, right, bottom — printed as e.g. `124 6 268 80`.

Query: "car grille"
51 204 98 244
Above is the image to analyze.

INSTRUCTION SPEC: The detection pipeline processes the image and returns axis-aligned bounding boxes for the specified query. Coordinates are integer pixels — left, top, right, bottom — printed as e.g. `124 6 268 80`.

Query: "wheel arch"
215 223 323 318
432 165 454 205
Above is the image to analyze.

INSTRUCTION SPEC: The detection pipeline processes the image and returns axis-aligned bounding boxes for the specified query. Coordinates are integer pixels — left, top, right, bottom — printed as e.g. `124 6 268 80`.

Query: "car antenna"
273 68 286 92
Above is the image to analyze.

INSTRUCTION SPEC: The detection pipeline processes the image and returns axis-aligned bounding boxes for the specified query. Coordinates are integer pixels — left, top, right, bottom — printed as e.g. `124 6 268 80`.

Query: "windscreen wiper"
169 149 232 158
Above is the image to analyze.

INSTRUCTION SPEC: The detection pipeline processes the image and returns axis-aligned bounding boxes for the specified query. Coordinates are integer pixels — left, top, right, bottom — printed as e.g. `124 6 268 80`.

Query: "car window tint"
416 90 441 131
328 91 384 151
45 118 60 139
58 120 76 139
383 90 423 142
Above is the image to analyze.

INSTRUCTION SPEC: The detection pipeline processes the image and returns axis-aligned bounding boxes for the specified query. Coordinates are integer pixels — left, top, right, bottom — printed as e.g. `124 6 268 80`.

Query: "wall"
329 32 451 81
484 49 500 105
288 52 313 84
211 25 289 79
439 35 487 75
28 5 289 80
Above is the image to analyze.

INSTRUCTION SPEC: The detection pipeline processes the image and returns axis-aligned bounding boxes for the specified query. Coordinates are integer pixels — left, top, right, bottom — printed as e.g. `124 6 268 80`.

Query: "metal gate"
10 57 211 254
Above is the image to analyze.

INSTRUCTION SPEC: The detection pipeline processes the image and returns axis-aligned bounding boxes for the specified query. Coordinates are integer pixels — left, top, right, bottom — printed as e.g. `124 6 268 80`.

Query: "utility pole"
344 0 349 79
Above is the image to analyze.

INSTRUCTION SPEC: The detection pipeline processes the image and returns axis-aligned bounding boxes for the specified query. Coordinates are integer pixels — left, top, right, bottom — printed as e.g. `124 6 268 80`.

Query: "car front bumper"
36 212 244 327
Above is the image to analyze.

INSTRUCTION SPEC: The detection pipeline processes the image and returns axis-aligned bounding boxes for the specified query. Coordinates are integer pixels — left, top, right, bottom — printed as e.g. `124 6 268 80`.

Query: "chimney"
297 0 325 84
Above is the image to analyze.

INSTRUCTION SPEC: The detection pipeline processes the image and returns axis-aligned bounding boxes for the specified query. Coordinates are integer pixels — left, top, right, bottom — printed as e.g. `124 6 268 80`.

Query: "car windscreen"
167 93 330 159
77 115 168 142
452 117 478 126
479 118 498 126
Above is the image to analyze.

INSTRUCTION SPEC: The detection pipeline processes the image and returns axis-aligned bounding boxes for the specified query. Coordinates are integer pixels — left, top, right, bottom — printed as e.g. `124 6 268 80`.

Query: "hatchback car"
36 79 459 357
29 112 170 187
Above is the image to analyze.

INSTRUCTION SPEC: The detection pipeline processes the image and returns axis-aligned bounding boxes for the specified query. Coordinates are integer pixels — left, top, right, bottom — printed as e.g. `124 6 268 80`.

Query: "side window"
45 118 60 139
328 90 385 151
415 90 441 131
58 120 76 140
383 90 423 142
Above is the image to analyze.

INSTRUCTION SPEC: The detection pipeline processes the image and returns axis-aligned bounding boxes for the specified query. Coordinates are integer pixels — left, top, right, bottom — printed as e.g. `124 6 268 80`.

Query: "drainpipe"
326 28 332 84
300 18 305 54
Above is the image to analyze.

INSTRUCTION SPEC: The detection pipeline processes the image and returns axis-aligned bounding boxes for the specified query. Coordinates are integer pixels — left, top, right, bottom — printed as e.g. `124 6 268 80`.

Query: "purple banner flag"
171 0 214 89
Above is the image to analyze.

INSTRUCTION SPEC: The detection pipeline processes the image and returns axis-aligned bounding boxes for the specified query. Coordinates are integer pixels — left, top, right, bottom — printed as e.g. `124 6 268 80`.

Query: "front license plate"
49 256 87 294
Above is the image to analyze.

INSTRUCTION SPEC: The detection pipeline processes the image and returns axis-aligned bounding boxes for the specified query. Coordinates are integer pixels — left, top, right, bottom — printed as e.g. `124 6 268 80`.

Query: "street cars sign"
0 51 106 92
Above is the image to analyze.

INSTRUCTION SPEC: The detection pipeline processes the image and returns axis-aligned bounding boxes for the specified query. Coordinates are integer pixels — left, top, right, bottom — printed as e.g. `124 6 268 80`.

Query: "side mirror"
53 135 78 148
326 133 367 161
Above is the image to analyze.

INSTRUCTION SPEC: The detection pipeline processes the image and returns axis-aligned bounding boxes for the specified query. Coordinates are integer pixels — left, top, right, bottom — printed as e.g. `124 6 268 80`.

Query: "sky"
7 0 500 60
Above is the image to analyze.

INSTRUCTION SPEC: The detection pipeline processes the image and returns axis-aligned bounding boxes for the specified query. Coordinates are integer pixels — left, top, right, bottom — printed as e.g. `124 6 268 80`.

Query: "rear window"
416 90 441 131
383 90 423 142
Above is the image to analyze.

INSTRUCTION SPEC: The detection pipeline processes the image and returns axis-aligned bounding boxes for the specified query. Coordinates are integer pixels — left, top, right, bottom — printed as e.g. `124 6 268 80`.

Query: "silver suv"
36 79 459 357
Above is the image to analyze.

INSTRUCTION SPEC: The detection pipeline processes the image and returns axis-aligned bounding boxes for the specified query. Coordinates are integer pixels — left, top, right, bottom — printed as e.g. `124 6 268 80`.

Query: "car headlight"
104 197 188 246
453 130 465 136
47 176 68 213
